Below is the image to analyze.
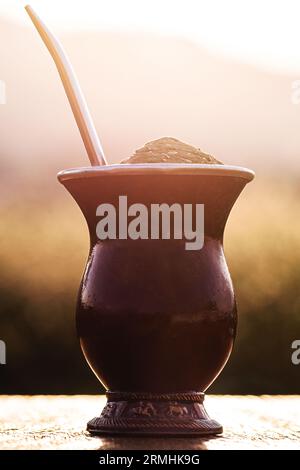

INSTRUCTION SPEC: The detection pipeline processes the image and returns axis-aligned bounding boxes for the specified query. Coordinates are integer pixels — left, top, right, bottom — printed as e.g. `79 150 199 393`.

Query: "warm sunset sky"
1 0 300 74
1 1 300 175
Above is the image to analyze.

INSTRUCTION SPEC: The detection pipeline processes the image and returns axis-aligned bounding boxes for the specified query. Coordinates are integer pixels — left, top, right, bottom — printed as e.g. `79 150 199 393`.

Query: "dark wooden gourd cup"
58 163 254 436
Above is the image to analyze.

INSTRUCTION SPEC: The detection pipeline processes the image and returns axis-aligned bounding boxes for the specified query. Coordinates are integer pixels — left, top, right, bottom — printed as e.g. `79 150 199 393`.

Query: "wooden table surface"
0 395 299 450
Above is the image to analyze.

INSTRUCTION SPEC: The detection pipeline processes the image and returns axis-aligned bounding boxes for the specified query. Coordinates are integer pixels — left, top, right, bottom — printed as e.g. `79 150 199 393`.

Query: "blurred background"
0 0 300 394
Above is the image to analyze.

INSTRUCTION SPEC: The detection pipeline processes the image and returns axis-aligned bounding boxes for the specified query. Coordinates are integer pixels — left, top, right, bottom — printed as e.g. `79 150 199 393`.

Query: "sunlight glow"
1 0 300 74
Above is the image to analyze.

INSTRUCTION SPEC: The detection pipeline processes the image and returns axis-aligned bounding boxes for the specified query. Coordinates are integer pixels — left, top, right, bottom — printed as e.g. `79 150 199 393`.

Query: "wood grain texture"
0 395 299 450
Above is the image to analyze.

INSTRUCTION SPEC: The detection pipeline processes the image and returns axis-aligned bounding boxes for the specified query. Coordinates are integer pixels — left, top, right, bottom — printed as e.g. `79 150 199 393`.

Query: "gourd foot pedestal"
87 391 223 436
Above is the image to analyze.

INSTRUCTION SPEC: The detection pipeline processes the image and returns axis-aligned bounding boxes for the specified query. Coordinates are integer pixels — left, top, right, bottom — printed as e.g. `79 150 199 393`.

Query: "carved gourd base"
87 392 222 436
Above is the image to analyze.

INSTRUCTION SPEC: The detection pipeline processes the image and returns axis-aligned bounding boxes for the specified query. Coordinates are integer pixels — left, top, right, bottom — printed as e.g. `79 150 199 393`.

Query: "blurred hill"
1 18 300 186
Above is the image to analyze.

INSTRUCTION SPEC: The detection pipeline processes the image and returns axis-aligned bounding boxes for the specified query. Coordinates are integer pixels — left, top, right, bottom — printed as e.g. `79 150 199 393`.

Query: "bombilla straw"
25 4 107 166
